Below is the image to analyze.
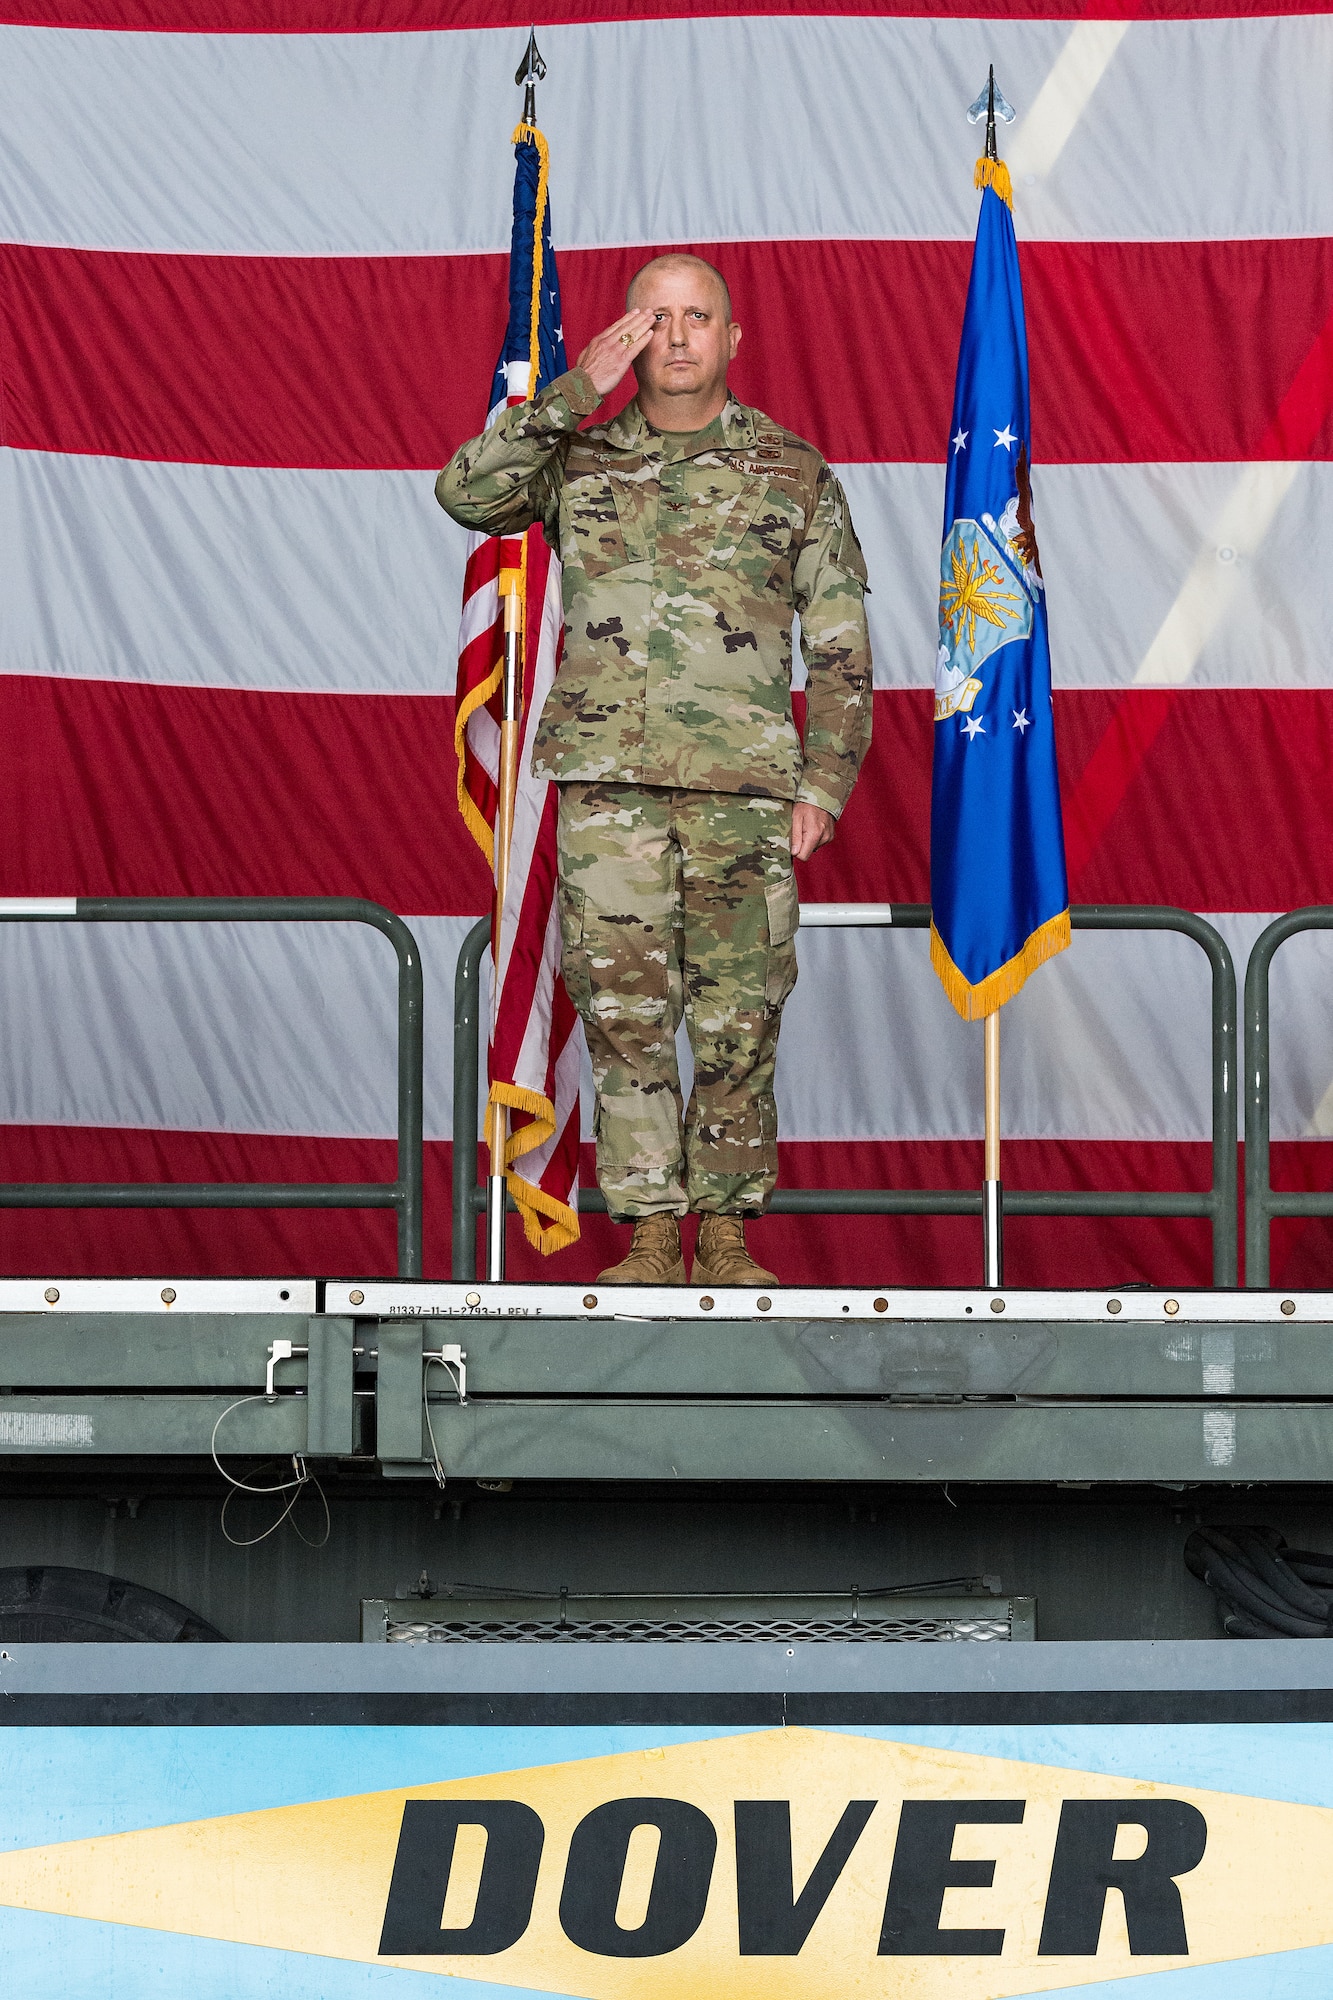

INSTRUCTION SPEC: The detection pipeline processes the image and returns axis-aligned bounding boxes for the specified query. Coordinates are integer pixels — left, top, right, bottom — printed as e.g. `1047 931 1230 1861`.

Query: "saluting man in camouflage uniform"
438 255 872 1287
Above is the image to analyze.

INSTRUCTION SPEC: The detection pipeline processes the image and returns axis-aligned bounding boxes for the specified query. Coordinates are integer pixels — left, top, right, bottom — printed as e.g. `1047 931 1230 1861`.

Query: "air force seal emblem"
934 515 1033 722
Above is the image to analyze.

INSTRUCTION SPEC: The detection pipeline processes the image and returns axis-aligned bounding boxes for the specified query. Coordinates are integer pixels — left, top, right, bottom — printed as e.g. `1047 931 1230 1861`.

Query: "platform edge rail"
1244 906 1333 1288
0 896 424 1277
455 904 1237 1286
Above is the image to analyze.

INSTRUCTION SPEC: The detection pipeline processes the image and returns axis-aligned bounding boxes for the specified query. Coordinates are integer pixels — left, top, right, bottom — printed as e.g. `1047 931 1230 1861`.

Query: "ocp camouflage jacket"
436 366 873 817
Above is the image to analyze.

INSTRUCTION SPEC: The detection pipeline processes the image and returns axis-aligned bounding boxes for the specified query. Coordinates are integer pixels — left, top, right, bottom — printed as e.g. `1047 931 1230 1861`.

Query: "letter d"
379 1799 545 1956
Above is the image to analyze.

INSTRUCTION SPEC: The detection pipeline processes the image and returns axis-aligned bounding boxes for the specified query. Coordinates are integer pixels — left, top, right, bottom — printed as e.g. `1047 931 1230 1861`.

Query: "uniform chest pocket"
688 471 803 582
561 474 634 579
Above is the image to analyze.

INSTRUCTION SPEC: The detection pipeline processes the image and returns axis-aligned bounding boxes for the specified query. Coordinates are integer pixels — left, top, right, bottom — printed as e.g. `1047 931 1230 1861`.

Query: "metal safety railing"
1244 907 1333 1288
0 897 425 1277
454 902 1238 1285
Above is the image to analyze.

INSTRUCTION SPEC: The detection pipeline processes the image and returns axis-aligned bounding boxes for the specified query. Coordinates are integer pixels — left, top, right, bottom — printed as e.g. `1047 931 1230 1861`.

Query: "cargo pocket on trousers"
763 873 800 1011
558 884 593 1017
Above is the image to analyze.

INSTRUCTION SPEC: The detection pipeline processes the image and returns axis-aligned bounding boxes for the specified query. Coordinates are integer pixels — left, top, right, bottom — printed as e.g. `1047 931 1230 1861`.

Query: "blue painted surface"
1035 1942 1333 1997
0 1906 582 2000
0 1725 744 1849
841 1725 1333 1809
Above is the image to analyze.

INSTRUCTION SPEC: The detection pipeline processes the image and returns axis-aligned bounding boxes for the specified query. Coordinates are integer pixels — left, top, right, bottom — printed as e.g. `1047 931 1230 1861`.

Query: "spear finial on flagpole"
966 67 1017 206
515 27 546 127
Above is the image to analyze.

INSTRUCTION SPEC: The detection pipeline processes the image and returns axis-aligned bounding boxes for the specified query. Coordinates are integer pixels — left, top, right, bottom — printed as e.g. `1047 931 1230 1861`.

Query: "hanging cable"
211 1394 330 1549
422 1348 467 1491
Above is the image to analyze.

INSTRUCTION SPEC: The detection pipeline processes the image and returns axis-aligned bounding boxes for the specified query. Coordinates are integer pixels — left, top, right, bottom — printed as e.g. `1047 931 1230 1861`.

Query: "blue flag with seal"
930 150 1070 1021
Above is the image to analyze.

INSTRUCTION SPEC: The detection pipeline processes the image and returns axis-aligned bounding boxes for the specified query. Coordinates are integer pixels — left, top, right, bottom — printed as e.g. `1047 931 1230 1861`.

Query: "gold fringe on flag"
930 909 1071 1022
974 156 1013 209
489 1079 580 1255
452 670 504 862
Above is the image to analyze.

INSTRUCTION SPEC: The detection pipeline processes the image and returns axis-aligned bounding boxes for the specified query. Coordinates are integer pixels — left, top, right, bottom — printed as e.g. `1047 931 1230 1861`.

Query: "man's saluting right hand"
576 308 656 398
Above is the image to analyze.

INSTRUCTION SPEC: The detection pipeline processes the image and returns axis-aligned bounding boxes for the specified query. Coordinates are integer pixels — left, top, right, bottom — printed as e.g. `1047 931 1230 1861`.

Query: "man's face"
629 266 741 409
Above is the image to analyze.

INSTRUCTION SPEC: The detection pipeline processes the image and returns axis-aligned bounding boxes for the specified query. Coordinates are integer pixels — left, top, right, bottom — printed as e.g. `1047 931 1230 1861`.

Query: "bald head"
627 253 732 323
620 254 742 429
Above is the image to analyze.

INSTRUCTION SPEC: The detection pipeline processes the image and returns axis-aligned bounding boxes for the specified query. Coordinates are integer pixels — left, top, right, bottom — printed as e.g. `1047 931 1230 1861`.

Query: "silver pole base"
486 1173 507 1283
983 1178 1004 1289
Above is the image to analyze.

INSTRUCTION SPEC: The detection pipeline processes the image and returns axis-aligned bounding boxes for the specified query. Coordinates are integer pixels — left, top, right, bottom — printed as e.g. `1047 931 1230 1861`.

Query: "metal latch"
266 1339 309 1401
424 1343 467 1402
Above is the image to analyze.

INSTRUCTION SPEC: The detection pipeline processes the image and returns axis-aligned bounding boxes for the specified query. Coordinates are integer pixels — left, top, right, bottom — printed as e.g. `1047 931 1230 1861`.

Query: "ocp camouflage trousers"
556 783 799 1220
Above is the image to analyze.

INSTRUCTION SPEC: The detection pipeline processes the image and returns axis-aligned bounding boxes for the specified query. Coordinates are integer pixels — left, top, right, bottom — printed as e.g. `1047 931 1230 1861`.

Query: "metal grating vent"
385 1614 1013 1644
364 1591 1034 1643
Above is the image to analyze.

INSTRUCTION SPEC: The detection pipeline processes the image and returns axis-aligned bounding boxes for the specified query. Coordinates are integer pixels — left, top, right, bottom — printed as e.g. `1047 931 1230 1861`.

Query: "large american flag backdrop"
0 0 1328 1288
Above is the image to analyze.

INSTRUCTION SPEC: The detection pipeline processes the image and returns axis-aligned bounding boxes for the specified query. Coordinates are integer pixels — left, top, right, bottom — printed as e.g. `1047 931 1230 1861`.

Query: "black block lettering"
879 1799 1026 1956
1038 1799 1208 1956
378 1799 544 1956
559 1797 717 1958
736 1799 876 1955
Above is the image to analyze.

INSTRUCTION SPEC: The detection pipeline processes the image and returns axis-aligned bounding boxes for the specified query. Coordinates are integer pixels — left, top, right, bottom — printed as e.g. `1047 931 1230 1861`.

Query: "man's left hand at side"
790 803 835 861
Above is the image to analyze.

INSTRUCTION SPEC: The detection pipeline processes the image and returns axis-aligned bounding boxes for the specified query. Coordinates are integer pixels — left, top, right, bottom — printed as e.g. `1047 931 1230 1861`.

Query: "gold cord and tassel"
974 156 1013 209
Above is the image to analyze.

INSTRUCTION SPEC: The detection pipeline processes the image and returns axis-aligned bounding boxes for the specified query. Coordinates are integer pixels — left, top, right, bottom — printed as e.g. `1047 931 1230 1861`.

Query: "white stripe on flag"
5 452 1333 699
0 911 1320 1148
0 18 1329 254
1132 463 1305 687
1006 21 1131 185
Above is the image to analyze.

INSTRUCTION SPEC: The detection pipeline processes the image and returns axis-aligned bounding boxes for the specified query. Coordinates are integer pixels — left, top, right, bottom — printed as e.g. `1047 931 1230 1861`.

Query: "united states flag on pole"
453 122 581 1254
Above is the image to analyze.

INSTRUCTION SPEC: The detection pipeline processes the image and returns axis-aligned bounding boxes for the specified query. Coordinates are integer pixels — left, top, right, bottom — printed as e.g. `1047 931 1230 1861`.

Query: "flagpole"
983 1009 1003 1287
485 581 524 1282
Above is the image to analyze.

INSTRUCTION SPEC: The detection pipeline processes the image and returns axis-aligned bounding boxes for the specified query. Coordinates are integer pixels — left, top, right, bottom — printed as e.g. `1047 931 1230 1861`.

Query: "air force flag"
930 160 1070 1020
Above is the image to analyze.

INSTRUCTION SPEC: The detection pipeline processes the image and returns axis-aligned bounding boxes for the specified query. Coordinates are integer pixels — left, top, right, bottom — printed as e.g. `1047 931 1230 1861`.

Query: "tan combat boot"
691 1215 778 1288
597 1213 687 1286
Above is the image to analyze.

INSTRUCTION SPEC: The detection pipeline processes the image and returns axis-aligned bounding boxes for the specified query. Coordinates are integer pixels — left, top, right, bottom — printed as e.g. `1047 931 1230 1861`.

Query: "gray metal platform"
0 1279 1328 1485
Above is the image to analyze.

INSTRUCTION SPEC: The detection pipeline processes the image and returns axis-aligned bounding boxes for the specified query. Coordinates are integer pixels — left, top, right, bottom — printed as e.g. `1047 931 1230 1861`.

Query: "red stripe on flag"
0 2 1320 30
0 678 1331 916
0 1127 1315 1289
0 1125 451 1277
8 238 1333 470
1060 690 1178 888
0 1128 1281 1290
0 673 494 914
796 688 1333 912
